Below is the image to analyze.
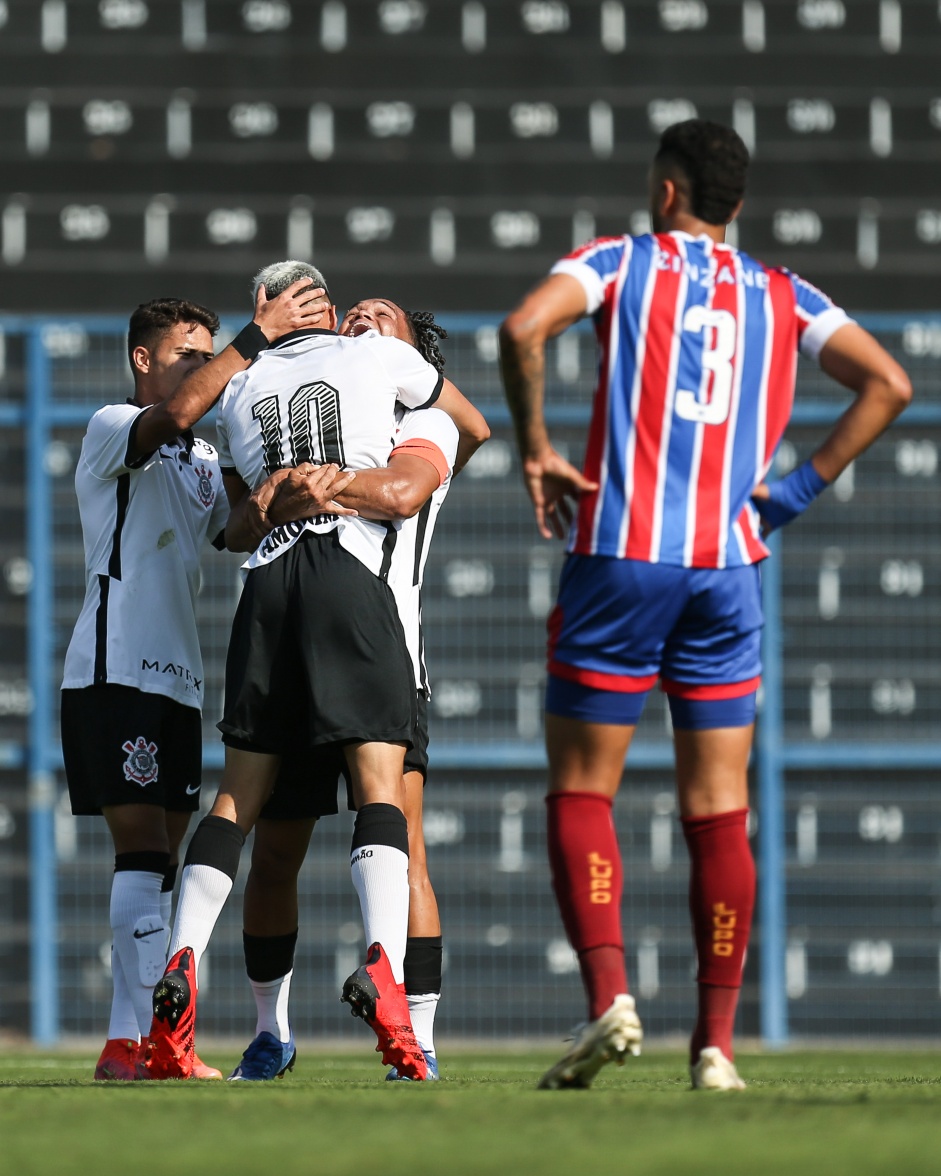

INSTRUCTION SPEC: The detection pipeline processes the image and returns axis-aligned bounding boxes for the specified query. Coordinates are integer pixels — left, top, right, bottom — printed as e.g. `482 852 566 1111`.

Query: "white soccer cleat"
538 994 643 1090
690 1046 746 1091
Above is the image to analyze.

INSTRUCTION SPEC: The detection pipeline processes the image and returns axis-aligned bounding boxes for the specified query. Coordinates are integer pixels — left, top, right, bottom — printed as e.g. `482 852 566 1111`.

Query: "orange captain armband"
390 439 450 488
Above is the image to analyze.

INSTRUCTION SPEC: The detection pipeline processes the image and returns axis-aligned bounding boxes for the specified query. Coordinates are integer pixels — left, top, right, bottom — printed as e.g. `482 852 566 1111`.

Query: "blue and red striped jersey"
551 231 852 569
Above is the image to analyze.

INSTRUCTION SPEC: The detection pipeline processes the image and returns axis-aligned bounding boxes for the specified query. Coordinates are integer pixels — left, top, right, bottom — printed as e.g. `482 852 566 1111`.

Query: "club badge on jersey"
122 736 159 786
193 463 216 509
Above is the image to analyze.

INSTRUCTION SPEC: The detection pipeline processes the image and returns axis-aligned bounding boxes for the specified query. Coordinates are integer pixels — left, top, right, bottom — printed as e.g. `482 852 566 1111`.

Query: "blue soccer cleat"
227 1031 297 1082
385 1049 439 1082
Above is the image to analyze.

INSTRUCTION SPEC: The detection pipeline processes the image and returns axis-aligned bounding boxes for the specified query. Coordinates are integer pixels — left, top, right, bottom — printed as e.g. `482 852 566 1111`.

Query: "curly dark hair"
404 309 448 375
654 119 749 225
127 297 219 371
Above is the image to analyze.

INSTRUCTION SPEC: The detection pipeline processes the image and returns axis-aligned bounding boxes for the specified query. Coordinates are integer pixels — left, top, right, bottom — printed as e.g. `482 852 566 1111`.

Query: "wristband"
230 321 269 361
752 459 829 531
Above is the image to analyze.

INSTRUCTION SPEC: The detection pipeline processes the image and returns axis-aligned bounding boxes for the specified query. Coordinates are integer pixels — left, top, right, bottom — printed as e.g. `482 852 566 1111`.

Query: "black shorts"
219 529 415 754
61 684 202 816
260 694 430 822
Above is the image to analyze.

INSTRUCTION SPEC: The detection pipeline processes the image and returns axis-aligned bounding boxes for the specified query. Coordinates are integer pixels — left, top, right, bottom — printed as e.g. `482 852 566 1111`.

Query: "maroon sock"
690 985 741 1064
681 808 755 1063
576 946 628 1021
546 792 628 1020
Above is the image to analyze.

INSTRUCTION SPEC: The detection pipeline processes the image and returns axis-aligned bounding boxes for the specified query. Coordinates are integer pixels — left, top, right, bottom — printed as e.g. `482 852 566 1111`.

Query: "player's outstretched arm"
223 465 358 553
130 280 329 460
752 323 912 531
435 380 490 474
500 274 598 539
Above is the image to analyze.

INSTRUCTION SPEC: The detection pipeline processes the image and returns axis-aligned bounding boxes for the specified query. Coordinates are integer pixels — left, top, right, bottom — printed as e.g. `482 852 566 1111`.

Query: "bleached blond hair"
251 259 331 303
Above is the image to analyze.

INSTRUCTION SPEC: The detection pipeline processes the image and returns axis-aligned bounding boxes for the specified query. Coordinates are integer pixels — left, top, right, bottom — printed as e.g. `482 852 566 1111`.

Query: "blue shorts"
546 555 762 729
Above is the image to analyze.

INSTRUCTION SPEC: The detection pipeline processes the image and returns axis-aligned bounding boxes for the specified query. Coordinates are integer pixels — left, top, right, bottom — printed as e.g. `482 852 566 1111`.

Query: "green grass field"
2 1048 940 1175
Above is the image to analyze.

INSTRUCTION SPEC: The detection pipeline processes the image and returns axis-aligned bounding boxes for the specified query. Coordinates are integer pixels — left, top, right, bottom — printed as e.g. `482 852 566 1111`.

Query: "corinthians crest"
193 463 215 508
122 736 159 786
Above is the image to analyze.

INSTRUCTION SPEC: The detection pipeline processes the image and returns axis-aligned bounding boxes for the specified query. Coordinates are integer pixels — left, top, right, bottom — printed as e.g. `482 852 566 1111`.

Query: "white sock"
106 948 141 1042
350 844 410 984
168 863 234 984
160 887 172 937
406 992 440 1058
109 869 166 1038
251 972 294 1042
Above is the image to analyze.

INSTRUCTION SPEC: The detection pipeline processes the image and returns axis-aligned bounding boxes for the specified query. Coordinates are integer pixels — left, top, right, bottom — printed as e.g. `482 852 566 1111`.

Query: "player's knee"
103 803 172 855
250 824 307 885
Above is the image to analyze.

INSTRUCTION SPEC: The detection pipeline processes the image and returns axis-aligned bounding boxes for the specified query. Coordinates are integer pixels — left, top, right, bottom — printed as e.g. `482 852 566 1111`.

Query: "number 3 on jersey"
252 381 347 476
674 307 737 426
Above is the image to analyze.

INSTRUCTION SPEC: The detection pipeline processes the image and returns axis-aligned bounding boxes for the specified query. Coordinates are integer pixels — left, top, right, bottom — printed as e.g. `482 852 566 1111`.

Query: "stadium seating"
0 0 940 311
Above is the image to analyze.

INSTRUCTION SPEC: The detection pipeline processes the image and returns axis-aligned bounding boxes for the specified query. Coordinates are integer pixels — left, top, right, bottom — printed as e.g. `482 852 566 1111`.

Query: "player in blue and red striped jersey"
500 119 911 1091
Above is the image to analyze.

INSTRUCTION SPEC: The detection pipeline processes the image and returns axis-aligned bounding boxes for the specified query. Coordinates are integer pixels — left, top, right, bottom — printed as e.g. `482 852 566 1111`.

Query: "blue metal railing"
25 329 58 1045
5 310 941 1045
757 533 787 1045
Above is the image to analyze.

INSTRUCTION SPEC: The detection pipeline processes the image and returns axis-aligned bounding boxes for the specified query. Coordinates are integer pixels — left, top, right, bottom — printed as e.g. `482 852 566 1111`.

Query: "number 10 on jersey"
252 381 347 475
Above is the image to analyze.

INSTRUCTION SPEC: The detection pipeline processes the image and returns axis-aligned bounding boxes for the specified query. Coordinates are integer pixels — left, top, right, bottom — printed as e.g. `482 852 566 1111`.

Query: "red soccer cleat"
192 1053 222 1080
140 947 198 1079
137 1036 222 1080
94 1037 140 1081
341 943 428 1081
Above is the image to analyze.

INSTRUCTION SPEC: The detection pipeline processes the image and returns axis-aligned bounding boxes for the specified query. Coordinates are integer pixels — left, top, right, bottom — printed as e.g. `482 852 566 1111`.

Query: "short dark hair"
127 298 220 371
654 119 749 225
404 309 448 374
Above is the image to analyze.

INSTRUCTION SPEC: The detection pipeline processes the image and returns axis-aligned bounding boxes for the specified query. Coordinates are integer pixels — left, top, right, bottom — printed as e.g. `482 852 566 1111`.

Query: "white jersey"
62 402 230 710
217 327 443 579
385 408 460 697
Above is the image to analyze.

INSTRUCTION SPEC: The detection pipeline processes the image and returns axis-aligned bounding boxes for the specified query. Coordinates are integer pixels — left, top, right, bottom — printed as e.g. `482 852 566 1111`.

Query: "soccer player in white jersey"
60 285 348 1081
142 264 482 1081
223 300 483 1083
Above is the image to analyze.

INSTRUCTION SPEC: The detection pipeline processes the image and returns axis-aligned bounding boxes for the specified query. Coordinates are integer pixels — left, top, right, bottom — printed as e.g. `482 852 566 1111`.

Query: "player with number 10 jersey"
216 322 442 580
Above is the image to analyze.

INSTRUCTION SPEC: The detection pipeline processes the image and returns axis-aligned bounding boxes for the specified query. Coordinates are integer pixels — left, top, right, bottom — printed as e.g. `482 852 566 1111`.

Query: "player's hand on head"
253 279 331 341
523 448 598 540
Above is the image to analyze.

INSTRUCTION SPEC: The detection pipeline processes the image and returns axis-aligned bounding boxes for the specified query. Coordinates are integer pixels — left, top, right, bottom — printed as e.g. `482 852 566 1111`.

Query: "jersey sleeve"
215 409 234 474
369 335 444 410
786 271 856 362
208 472 231 548
215 371 248 474
392 408 460 485
81 403 153 479
550 236 630 315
